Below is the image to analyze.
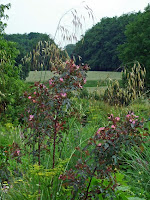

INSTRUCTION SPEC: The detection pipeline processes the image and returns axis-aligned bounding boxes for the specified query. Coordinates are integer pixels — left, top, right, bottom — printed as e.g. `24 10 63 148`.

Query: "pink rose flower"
34 91 36 95
111 125 116 129
17 150 20 155
97 127 105 134
126 114 130 118
115 117 120 121
49 79 53 85
60 93 67 98
60 78 64 82
28 96 31 99
97 143 102 147
29 115 34 121
132 120 136 124
84 79 87 84
79 83 83 89
108 114 113 119
76 65 79 70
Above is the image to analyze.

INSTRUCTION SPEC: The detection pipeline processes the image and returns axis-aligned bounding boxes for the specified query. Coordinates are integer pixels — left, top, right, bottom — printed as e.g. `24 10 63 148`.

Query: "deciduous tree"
118 4 150 89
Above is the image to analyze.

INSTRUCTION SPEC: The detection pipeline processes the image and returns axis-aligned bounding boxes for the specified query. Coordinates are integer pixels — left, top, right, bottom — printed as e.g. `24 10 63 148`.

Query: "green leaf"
98 193 104 200
128 197 146 200
116 186 130 192
116 172 126 185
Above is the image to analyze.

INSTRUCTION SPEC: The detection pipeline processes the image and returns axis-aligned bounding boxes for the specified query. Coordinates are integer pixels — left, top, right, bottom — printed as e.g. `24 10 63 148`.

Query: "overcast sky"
1 0 150 46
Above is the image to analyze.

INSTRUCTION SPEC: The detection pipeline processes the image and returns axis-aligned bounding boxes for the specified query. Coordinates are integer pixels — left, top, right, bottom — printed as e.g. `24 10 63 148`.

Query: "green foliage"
121 136 150 199
65 44 75 58
4 32 55 80
0 3 150 199
59 112 148 199
0 39 28 122
0 3 10 34
22 60 89 168
118 4 150 89
0 124 22 182
0 4 29 123
74 13 138 71
104 63 146 106
3 159 69 200
0 96 149 199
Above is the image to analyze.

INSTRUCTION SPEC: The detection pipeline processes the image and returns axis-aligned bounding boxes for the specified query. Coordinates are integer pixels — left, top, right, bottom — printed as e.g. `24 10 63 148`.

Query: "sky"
1 0 150 46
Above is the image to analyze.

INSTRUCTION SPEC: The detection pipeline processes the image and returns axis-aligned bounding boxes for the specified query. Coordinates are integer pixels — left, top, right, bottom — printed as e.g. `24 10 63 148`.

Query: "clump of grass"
120 137 150 199
104 62 146 106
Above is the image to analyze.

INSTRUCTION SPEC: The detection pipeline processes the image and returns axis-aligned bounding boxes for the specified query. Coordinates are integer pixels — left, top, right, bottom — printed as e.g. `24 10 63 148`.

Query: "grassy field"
26 71 122 94
26 71 122 82
86 71 122 80
25 71 55 82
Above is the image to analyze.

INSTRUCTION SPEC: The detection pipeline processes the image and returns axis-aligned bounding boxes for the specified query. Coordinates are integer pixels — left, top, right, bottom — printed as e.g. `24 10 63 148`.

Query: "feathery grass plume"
104 62 146 106
25 41 68 73
23 2 94 76
54 2 95 47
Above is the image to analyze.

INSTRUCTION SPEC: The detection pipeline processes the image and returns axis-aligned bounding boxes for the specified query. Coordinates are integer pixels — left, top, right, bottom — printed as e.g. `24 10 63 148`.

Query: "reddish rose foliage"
22 60 89 167
59 112 148 199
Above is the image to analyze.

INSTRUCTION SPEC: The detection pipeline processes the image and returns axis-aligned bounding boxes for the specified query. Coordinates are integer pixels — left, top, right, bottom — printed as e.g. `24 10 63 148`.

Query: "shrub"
59 112 148 199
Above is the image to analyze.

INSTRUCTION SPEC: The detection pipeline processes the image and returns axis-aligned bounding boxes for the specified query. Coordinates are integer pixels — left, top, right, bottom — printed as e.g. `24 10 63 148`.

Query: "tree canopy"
118 4 150 89
4 32 55 79
65 44 75 58
73 13 138 71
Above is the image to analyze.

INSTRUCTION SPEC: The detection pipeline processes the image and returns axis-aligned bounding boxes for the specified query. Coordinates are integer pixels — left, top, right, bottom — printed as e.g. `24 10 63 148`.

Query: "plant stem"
84 167 97 200
38 134 41 166
38 133 41 200
53 119 57 168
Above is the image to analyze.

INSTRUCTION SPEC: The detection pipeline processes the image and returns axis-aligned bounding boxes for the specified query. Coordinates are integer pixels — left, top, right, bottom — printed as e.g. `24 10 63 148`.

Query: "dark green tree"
4 32 55 79
74 13 138 71
65 44 75 58
118 4 150 89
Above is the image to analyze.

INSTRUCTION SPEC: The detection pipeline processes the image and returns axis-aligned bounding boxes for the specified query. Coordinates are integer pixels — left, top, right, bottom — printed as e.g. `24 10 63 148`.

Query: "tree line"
2 3 150 88
66 4 150 88
4 32 55 79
